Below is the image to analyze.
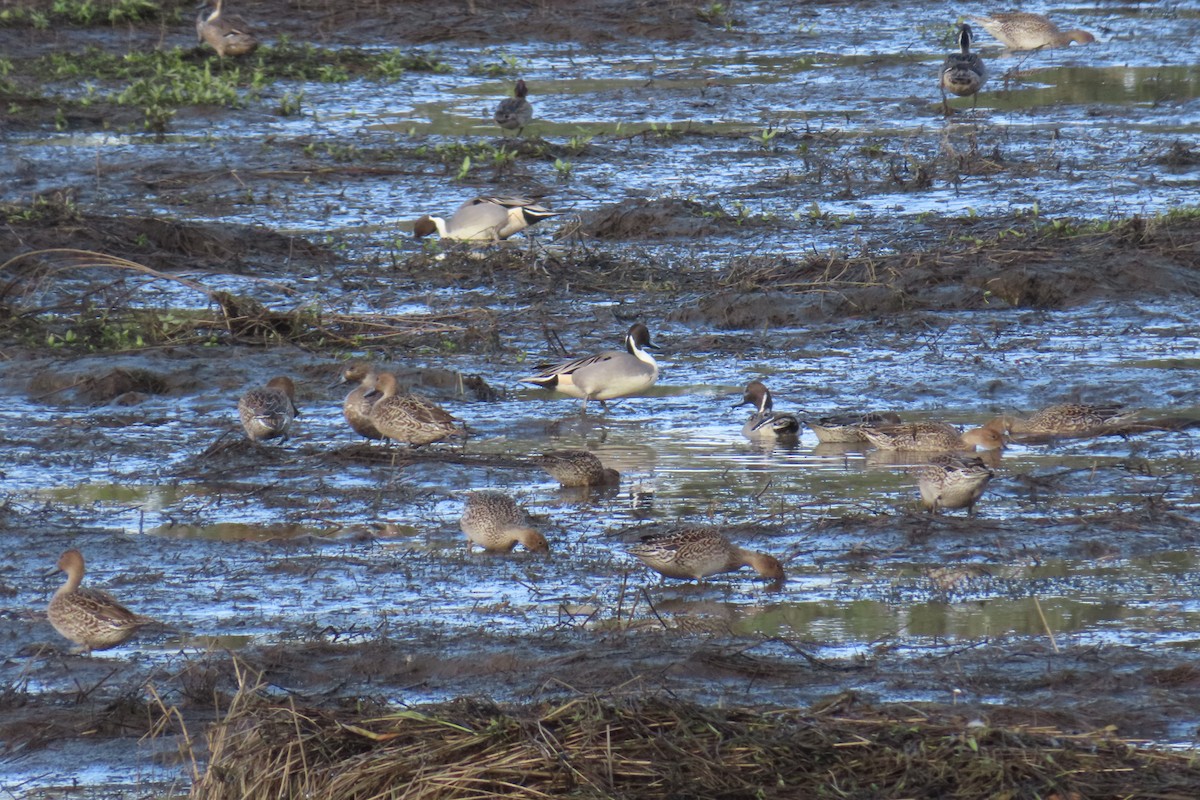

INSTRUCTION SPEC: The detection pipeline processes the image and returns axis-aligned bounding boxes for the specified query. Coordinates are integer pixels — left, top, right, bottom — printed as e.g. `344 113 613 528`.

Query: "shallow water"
3 0 1200 794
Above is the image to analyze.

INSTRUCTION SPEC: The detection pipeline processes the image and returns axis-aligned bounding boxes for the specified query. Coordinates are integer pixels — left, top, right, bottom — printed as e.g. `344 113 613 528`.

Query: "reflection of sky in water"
4 4 1200 787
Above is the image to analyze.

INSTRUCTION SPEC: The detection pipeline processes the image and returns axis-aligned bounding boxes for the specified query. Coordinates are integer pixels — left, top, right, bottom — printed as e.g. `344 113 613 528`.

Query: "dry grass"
0 248 493 349
191 670 1200 800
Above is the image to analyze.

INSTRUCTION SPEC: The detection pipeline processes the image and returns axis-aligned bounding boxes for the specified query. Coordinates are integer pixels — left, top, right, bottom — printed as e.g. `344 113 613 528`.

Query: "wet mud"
2 0 1200 795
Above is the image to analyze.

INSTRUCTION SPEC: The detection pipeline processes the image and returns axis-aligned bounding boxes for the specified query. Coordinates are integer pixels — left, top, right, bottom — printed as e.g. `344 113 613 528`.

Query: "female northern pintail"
990 403 1131 436
967 12 1095 51
520 323 660 414
238 376 299 443
367 372 462 447
494 79 533 135
860 420 1004 452
627 527 785 587
809 411 902 443
734 381 800 440
536 450 620 488
412 196 562 242
941 23 986 114
48 549 152 652
336 362 384 441
916 454 995 516
460 491 549 553
196 0 258 58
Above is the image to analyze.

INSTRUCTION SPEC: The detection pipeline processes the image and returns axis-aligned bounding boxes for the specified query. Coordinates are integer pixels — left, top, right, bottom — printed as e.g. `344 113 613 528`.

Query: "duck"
520 323 660 414
859 420 1005 452
916 454 995 516
47 549 153 652
196 0 258 58
941 23 987 114
809 411 903 443
336 363 384 441
989 403 1131 436
734 381 801 439
494 79 533 135
238 376 299 443
460 491 549 553
536 450 620 488
367 372 462 446
412 196 562 242
967 12 1095 51
627 527 785 586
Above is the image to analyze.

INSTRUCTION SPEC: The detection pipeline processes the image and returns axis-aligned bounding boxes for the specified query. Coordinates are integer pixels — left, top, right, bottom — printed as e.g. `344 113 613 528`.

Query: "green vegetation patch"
0 0 165 28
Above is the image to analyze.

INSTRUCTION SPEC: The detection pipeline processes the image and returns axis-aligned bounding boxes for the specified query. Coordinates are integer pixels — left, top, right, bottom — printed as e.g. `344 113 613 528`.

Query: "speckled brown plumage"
967 12 1095 51
915 454 995 516
368 372 462 447
338 363 384 441
992 404 1131 436
196 0 258 58
809 411 903 443
860 421 1004 452
627 527 784 585
536 450 620 488
460 492 549 553
238 376 299 442
47 549 151 652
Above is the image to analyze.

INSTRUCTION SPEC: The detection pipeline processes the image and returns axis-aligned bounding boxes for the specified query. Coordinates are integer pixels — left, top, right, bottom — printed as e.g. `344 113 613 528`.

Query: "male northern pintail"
734 381 800 439
627 527 785 587
536 450 620 488
941 23 987 114
860 420 1004 452
238 376 299 443
48 549 153 652
367 372 462 447
967 12 1095 51
196 0 258 58
336 362 384 441
916 453 995 516
990 403 1131 436
460 491 549 553
809 411 903 443
520 323 660 414
494 79 533 135
412 196 562 242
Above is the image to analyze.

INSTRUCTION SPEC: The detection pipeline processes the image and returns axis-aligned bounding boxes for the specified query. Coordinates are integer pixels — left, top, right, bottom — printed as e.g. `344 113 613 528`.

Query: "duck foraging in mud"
412 196 562 242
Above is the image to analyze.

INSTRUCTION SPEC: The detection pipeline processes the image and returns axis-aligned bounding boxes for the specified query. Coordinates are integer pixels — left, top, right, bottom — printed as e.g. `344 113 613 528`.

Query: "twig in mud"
1033 596 1060 654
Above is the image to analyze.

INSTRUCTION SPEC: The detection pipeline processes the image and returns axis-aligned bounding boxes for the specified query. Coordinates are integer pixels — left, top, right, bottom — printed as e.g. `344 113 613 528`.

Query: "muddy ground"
2 0 1200 795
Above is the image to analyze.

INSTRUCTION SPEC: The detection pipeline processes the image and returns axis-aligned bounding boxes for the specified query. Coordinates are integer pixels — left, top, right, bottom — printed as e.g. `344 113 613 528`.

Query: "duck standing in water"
734 381 800 440
521 323 660 414
413 196 562 242
238 376 299 443
915 454 995 516
336 362 384 441
494 79 533 135
941 23 986 115
47 549 153 653
367 372 463 447
196 0 258 58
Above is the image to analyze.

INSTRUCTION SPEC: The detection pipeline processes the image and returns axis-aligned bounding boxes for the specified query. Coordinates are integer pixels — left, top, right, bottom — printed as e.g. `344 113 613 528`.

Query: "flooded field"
2 0 1200 795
